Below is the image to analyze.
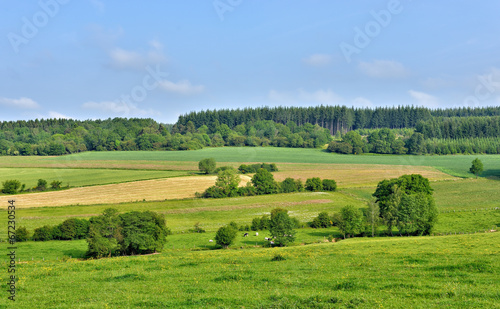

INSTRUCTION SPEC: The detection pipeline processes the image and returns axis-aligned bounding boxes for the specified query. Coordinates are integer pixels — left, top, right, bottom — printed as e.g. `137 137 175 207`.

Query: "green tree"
280 177 299 193
32 226 54 241
337 205 363 238
305 177 323 191
118 211 170 255
342 131 365 154
365 199 380 237
251 168 278 195
469 158 483 178
86 208 122 258
322 179 337 191
269 209 296 246
397 193 437 236
311 212 332 228
16 226 30 242
215 225 237 249
198 158 216 174
1 180 21 194
36 179 47 191
215 168 240 197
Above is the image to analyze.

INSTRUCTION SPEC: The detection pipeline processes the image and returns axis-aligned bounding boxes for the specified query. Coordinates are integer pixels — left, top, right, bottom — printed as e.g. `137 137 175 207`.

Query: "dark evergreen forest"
1 105 500 156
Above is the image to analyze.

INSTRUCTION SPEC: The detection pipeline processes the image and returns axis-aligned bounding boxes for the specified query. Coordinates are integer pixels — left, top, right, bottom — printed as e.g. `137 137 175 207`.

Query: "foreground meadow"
1 233 498 308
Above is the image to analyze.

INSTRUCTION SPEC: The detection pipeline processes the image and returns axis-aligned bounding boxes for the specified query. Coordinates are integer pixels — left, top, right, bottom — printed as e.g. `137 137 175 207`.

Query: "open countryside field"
1 148 499 308
1 233 499 308
2 148 500 178
274 163 455 187
0 175 251 209
0 167 190 189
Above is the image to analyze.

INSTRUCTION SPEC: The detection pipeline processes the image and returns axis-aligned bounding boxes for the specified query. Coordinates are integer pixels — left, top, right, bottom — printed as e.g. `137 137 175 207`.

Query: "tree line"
177 105 500 135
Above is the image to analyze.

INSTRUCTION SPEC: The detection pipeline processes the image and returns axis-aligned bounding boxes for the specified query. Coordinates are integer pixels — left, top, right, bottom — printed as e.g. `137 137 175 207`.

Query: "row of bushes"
14 218 90 242
199 167 336 199
238 163 278 174
2 178 64 195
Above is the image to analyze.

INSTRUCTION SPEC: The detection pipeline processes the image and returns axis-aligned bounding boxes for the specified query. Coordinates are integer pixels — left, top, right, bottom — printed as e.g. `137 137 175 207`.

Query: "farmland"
1 148 499 308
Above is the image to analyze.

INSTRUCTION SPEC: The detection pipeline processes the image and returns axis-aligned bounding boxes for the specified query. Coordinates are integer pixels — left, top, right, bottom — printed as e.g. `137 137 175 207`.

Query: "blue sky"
1 0 500 124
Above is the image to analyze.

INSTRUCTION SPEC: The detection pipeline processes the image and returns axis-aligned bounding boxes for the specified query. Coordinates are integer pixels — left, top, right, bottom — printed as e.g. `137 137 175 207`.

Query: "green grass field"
1 233 498 308
1 148 499 308
0 168 189 189
2 148 500 177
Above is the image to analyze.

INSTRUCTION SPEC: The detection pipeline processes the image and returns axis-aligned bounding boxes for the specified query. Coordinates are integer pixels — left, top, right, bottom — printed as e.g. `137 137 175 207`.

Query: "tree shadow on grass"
483 169 500 179
306 231 340 237
63 248 86 258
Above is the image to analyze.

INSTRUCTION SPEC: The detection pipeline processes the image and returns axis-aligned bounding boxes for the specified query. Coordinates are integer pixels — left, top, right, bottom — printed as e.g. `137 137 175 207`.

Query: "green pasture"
0 168 189 189
5 147 500 178
60 148 500 178
1 233 498 308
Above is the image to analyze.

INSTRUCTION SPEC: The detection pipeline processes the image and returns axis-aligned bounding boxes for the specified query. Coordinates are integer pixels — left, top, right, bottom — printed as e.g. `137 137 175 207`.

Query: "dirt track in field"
1 175 251 209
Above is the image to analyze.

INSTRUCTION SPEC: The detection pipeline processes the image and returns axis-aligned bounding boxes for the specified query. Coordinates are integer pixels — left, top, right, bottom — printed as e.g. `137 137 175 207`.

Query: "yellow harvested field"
273 164 456 187
1 175 251 209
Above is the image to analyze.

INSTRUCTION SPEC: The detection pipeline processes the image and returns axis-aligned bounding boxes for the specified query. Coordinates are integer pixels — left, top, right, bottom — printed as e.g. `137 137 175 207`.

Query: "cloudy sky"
1 1 500 123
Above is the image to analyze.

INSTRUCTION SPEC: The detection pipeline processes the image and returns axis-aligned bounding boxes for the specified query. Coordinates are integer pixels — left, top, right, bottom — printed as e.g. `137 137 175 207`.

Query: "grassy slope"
1 233 499 308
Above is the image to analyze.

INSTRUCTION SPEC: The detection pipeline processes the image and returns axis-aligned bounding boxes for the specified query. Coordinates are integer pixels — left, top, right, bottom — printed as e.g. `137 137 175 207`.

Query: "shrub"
280 178 298 193
16 226 30 242
322 179 337 191
56 218 90 240
237 183 256 196
198 158 216 174
189 222 206 233
2 180 21 194
271 253 286 261
32 226 54 241
311 212 332 228
251 168 278 195
215 225 237 249
239 163 279 174
305 177 323 191
202 186 226 198
36 179 48 191
213 166 234 174
51 180 63 189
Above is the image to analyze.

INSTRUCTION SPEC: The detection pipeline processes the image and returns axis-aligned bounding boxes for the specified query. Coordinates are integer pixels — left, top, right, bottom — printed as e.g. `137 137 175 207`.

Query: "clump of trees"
309 175 436 238
86 209 171 258
373 174 437 236
1 178 65 195
31 218 90 241
200 164 336 199
238 163 278 174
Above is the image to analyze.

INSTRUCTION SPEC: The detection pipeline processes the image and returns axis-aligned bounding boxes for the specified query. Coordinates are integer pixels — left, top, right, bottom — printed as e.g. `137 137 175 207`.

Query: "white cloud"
158 80 205 95
108 40 166 71
48 111 72 119
269 88 342 104
82 101 160 117
303 54 332 67
358 60 408 78
0 97 40 109
409 90 439 107
352 97 373 107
